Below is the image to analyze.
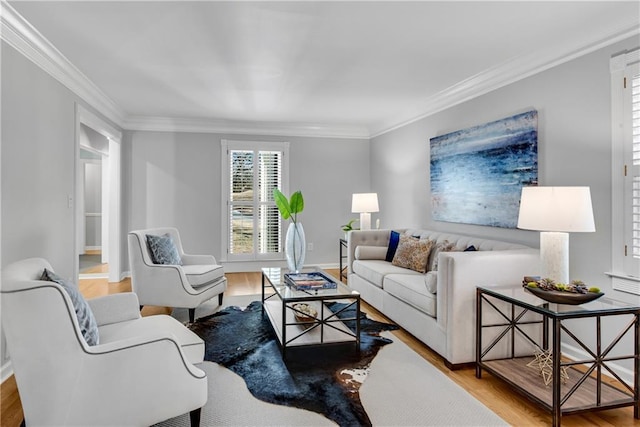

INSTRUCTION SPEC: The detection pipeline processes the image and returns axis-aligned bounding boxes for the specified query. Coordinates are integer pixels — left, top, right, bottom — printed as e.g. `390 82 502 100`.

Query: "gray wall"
371 35 640 305
1 42 121 368
124 131 370 271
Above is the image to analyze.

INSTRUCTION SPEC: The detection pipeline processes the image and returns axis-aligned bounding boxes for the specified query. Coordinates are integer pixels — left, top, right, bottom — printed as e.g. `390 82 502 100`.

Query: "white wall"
372 36 640 304
124 131 370 271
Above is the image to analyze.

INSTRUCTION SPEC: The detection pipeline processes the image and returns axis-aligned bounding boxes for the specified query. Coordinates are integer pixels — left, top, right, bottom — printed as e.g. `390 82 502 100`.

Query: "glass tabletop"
262 267 358 301
478 284 640 317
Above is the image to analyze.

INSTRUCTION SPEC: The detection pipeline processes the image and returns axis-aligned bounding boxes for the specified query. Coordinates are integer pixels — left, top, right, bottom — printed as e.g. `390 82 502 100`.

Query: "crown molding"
370 21 640 138
2 1 638 140
0 1 125 127
123 116 370 139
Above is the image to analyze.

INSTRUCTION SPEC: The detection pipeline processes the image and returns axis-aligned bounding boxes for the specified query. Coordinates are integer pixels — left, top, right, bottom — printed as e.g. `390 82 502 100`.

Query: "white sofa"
347 229 539 368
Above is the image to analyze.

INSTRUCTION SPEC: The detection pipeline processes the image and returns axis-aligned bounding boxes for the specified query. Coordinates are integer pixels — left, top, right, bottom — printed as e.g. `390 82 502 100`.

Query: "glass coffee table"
261 267 361 360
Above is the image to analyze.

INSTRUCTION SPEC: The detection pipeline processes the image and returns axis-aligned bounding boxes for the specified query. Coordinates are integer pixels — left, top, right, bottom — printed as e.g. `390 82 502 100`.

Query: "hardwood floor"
2 270 638 426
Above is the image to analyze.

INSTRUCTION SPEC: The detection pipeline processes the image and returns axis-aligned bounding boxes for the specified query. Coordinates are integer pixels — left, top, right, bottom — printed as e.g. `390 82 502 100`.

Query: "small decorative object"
274 188 305 273
526 348 569 386
285 272 337 290
292 303 318 325
522 277 603 305
341 219 358 239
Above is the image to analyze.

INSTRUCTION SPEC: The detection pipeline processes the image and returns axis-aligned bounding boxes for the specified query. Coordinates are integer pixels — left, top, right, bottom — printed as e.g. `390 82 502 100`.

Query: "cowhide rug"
188 300 398 426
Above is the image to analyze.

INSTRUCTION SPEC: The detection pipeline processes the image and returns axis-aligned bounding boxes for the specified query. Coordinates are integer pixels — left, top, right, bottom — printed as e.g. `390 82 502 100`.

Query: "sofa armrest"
347 230 392 274
88 293 141 326
437 248 540 365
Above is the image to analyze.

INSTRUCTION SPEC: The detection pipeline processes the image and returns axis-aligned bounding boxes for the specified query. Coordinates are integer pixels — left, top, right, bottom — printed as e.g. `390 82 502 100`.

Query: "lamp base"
540 232 569 284
359 212 372 230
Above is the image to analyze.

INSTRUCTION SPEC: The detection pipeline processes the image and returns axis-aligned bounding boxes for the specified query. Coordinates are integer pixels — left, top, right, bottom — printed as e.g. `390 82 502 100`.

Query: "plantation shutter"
258 151 282 255
627 71 640 274
223 140 288 261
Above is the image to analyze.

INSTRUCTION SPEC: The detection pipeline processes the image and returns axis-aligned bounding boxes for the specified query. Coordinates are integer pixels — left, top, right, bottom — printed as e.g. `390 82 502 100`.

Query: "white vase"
285 222 306 273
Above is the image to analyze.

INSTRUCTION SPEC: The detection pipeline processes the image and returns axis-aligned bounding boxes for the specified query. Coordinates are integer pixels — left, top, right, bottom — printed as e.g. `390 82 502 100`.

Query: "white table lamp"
352 193 379 231
517 186 595 283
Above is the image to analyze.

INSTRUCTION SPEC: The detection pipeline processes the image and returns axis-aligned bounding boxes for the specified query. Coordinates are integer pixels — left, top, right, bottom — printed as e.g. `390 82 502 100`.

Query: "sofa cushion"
41 269 99 346
355 245 388 260
384 274 437 317
392 235 434 273
146 233 182 265
98 315 204 365
182 264 225 288
352 260 422 288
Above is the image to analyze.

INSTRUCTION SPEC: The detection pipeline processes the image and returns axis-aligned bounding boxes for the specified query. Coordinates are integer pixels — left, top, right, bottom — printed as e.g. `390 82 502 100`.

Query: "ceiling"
6 1 640 138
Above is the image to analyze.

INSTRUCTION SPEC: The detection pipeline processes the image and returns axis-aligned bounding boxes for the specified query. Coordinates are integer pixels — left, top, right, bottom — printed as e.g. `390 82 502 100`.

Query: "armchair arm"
181 253 217 265
87 293 141 326
71 333 207 426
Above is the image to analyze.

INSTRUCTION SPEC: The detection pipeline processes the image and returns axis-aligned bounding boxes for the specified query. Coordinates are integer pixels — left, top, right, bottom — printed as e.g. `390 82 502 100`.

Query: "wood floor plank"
2 270 638 427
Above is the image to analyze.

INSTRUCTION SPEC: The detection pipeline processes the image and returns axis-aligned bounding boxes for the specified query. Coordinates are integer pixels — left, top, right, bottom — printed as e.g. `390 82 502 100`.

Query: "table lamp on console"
352 193 379 231
517 186 595 284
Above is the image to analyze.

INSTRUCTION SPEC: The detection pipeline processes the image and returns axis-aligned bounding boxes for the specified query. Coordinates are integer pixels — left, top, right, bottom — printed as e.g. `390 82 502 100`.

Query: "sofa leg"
189 308 195 323
218 293 224 305
190 408 201 427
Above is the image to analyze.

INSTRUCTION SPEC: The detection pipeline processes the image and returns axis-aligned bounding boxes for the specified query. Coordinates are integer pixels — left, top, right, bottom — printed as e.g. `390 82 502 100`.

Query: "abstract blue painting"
430 110 538 228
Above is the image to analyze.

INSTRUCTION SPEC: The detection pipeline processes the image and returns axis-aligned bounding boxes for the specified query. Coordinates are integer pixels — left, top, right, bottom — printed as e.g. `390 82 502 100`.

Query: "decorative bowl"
523 285 604 305
292 303 317 323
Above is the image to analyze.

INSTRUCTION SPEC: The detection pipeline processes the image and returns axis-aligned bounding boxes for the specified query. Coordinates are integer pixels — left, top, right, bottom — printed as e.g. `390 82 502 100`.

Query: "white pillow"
424 271 438 294
355 245 388 260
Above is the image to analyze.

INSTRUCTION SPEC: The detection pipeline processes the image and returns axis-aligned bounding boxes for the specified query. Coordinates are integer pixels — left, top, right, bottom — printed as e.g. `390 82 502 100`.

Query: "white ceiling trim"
370 21 640 138
123 116 370 139
0 1 125 127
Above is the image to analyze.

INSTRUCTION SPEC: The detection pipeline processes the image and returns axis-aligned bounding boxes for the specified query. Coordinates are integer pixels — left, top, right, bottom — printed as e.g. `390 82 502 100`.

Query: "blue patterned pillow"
146 233 182 265
41 269 99 346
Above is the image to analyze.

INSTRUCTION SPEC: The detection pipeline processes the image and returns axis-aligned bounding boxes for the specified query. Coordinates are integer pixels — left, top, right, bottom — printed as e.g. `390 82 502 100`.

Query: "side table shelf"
476 285 639 427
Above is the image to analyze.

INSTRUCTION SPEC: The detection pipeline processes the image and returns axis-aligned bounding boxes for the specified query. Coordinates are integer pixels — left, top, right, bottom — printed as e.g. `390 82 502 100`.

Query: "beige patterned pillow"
428 240 458 272
392 236 435 273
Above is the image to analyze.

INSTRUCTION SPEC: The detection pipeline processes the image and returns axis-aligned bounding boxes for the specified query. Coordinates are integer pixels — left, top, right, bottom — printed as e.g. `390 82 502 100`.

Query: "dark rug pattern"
189 300 398 426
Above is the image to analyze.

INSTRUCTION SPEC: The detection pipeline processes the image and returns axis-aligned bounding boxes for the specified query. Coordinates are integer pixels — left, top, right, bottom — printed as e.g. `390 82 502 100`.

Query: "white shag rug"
158 295 507 427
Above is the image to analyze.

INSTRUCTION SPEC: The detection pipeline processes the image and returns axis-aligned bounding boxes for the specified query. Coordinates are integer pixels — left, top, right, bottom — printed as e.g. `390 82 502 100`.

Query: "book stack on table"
284 272 338 290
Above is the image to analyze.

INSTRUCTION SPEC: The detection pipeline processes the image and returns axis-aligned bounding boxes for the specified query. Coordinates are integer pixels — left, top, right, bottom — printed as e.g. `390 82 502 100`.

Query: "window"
221 140 289 261
610 49 640 294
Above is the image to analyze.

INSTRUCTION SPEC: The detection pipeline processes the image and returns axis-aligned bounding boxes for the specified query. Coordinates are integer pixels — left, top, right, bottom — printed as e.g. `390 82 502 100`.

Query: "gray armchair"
128 227 227 322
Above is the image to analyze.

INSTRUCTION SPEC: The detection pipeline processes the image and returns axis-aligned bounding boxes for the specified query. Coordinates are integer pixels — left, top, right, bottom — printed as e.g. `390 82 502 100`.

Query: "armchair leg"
190 407 202 427
218 293 224 306
189 308 195 323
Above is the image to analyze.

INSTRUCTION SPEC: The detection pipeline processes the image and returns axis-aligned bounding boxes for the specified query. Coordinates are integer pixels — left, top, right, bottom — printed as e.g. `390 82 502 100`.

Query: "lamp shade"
351 193 379 213
517 186 595 232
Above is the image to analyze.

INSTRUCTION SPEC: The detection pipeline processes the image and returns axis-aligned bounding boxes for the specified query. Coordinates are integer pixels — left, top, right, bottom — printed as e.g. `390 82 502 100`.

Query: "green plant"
341 218 358 232
273 188 304 224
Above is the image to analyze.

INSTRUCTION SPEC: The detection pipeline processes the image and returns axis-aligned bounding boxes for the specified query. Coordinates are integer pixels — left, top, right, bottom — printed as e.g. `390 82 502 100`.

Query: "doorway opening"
75 105 122 282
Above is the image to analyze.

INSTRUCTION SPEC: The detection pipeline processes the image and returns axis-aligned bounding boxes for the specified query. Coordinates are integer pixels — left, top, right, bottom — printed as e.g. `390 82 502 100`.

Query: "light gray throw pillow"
41 269 99 346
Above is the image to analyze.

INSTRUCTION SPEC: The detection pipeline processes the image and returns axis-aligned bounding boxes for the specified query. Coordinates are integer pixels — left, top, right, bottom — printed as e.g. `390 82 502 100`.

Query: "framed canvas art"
430 110 538 228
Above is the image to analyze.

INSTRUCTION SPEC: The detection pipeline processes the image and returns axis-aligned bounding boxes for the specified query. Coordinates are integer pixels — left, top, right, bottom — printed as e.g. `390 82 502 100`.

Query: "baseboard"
221 261 339 273
1 360 13 383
